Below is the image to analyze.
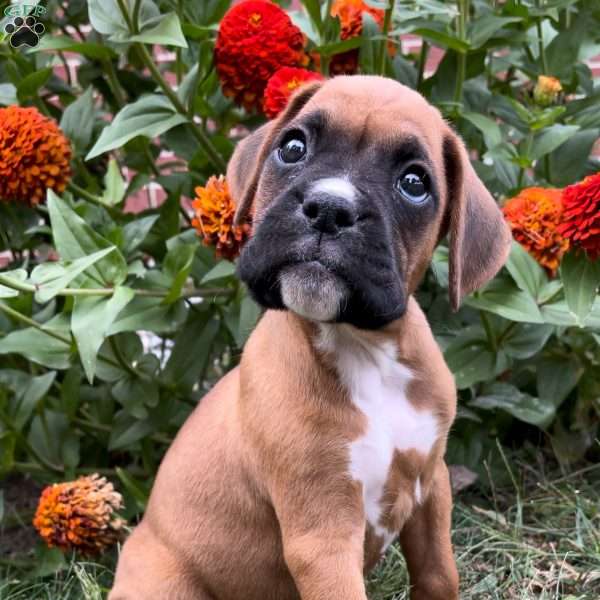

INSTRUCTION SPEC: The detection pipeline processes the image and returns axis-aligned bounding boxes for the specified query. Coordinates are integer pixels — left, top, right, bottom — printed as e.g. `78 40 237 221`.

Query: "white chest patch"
317 325 438 550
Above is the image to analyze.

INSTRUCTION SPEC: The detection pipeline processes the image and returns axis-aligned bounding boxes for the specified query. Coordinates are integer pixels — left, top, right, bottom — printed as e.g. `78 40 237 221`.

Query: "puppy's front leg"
400 461 459 600
273 484 368 600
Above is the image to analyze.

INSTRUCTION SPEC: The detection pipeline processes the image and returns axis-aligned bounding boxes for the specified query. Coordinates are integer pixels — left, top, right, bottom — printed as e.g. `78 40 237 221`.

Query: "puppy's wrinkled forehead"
294 76 445 158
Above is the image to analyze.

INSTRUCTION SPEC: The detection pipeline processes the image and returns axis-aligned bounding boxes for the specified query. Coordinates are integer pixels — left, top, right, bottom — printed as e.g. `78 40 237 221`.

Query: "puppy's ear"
230 81 324 226
443 129 512 311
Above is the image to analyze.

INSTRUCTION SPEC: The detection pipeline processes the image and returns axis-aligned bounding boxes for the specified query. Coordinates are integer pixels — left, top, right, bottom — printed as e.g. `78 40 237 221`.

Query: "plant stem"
67 181 123 219
453 0 469 115
416 40 429 89
535 14 549 73
377 1 394 76
0 273 234 300
479 311 497 352
114 0 225 172
0 302 72 345
135 43 226 172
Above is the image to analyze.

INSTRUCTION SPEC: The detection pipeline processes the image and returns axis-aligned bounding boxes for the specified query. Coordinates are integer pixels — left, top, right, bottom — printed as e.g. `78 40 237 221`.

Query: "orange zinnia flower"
263 67 325 119
328 0 389 75
214 1 308 113
192 175 251 260
557 172 600 259
503 187 569 274
0 105 72 205
33 474 125 556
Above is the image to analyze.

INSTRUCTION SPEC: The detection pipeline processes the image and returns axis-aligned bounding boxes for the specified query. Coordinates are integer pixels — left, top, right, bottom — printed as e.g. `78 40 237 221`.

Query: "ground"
1 451 599 600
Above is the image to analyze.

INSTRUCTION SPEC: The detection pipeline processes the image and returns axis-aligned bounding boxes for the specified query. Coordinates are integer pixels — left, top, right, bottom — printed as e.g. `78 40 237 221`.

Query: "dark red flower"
263 67 324 119
557 172 600 259
214 0 308 113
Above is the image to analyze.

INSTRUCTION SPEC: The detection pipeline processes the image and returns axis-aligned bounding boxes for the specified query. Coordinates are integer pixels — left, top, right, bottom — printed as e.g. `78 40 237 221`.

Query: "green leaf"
0 83 17 106
33 35 118 60
444 326 509 389
47 191 127 286
60 87 96 154
303 0 323 34
502 323 553 359
15 371 56 429
462 112 502 149
547 129 600 187
108 296 186 334
0 269 27 299
163 314 219 392
115 467 149 509
530 124 580 161
177 64 200 107
200 260 236 284
412 27 470 53
466 279 544 324
86 95 188 160
112 376 157 419
470 382 555 427
359 13 380 74
122 215 159 255
537 356 581 407
467 16 521 48
130 13 188 48
0 314 72 369
559 251 600 325
109 419 155 450
505 241 547 301
163 243 196 303
16 68 52 101
101 159 126 206
72 286 135 383
88 0 129 37
30 247 116 303
238 295 262 347
541 299 600 328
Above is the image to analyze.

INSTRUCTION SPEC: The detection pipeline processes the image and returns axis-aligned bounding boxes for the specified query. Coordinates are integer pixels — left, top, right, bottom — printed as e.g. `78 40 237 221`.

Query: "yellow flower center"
286 78 301 91
249 12 262 26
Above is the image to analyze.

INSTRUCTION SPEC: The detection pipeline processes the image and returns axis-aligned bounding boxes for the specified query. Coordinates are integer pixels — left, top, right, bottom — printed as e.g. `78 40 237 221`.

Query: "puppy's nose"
302 193 358 234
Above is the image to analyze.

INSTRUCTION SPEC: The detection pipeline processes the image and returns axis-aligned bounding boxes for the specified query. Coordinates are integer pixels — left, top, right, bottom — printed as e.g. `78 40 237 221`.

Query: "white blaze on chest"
317 325 438 548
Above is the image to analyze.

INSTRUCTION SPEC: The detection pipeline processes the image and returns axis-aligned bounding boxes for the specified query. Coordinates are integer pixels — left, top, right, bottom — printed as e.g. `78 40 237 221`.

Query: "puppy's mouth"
279 261 348 323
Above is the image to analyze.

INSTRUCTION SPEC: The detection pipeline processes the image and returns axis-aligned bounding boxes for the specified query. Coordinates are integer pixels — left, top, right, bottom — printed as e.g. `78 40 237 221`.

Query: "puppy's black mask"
237 110 440 330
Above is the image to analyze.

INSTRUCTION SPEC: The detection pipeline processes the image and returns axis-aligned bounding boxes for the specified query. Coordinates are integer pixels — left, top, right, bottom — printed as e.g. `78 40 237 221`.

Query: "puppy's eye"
395 167 430 204
278 132 307 164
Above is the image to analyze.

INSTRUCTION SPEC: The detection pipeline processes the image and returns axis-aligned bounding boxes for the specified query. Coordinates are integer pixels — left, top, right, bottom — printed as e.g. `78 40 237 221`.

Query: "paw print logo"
4 16 45 48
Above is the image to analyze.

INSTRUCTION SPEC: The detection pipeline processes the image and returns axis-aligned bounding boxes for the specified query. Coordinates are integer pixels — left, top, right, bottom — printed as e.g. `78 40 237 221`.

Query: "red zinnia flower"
557 172 600 259
0 105 72 205
263 67 324 119
192 175 251 260
214 0 308 113
503 187 569 275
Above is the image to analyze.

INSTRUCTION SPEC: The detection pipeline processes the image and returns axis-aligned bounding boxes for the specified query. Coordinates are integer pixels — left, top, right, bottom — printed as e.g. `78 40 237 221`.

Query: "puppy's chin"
279 263 348 323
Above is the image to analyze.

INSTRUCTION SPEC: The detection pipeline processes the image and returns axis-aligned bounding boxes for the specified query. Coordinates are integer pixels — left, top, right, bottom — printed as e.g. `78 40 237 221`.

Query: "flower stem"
67 181 123 219
0 302 72 345
0 273 234 300
453 0 469 115
416 40 429 89
377 1 394 76
114 0 226 172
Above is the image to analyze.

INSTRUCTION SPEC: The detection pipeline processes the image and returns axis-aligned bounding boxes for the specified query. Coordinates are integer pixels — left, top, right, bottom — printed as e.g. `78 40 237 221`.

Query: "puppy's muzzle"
302 177 359 234
301 187 358 235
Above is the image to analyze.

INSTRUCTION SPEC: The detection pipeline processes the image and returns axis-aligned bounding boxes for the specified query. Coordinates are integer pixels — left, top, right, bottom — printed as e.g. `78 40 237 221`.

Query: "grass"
2 451 599 599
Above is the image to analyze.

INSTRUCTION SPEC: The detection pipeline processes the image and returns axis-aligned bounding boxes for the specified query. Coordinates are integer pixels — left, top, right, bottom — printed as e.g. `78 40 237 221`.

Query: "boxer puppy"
110 76 511 600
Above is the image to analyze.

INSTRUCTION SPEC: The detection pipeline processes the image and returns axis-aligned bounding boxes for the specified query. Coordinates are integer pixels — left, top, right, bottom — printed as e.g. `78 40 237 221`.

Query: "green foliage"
0 0 599 578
